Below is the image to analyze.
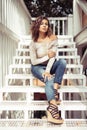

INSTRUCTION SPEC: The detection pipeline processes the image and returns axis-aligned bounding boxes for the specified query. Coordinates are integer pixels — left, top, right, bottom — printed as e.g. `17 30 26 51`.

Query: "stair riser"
13 56 80 64
16 49 77 56
0 102 87 121
5 77 86 86
9 67 83 75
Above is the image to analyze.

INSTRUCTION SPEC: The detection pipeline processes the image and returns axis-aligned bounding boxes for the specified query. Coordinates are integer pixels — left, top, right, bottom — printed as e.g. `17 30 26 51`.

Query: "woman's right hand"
48 50 56 58
42 72 53 82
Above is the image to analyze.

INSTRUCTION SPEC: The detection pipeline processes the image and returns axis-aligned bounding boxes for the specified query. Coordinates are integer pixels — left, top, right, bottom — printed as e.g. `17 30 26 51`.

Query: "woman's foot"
47 103 64 124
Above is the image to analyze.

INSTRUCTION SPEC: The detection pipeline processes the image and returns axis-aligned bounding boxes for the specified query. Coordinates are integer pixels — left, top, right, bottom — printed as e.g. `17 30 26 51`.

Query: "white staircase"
0 35 87 129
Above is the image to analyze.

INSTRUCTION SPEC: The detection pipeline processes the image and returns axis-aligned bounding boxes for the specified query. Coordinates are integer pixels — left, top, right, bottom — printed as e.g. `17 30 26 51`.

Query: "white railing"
32 15 73 36
0 0 31 35
0 23 19 87
0 0 32 87
49 17 68 35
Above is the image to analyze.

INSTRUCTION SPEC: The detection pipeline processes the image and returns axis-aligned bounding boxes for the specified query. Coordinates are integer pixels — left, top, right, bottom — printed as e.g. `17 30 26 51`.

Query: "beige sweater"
30 39 58 73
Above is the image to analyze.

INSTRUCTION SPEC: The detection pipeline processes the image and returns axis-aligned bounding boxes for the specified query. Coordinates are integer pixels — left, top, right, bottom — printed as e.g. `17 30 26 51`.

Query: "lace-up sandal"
47 103 64 124
54 89 61 105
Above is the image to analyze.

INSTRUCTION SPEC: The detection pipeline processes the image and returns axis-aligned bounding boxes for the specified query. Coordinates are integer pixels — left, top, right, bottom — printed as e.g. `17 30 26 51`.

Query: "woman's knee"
59 59 66 68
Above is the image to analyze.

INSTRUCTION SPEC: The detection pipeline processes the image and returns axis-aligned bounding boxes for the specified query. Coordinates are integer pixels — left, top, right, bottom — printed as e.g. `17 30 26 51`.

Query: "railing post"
68 14 73 35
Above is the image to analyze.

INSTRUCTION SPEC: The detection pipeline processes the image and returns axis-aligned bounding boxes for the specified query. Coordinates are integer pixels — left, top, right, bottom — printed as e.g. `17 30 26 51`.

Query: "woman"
30 16 66 124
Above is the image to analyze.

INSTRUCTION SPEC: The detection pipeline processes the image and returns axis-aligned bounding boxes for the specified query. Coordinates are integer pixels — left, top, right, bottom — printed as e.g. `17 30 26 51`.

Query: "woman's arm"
30 42 49 65
45 37 58 73
45 57 55 73
42 57 55 81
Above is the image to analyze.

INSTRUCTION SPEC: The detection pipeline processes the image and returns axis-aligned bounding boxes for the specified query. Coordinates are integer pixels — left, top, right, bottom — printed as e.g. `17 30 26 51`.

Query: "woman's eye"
41 23 48 26
45 23 48 26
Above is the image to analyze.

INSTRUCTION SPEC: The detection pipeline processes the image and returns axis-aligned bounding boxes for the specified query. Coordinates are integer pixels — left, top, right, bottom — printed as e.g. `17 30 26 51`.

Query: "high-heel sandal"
47 103 64 124
54 89 61 105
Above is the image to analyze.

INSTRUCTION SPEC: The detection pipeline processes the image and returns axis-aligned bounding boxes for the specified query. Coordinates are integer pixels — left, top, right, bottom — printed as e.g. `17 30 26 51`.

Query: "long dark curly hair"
31 16 52 42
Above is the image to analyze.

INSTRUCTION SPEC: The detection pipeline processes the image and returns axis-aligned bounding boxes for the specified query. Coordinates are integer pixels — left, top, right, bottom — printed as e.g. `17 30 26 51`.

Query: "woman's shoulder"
49 34 58 41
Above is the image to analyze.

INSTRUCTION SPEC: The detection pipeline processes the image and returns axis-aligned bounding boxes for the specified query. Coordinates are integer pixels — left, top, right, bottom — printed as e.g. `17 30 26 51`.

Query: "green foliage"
24 0 73 17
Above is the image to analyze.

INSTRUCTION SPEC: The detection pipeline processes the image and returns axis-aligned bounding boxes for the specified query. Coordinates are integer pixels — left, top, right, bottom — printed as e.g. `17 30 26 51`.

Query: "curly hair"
31 16 52 42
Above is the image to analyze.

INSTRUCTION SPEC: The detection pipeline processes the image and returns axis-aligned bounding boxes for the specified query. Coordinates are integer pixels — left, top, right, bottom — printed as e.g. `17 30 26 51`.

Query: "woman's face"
39 19 49 33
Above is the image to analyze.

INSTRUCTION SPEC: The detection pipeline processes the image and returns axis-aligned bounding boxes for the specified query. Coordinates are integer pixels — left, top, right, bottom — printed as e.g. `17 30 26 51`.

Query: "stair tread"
9 64 31 68
6 73 86 79
0 86 87 92
0 119 87 128
13 55 80 58
1 100 87 103
16 48 77 51
9 64 82 68
0 101 87 110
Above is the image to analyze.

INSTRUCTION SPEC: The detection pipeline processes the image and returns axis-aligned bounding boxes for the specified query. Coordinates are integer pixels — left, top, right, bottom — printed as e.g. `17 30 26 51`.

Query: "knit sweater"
30 38 58 73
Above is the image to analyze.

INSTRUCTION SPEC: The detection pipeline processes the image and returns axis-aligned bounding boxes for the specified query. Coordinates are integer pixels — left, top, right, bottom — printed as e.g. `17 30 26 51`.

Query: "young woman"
30 15 66 124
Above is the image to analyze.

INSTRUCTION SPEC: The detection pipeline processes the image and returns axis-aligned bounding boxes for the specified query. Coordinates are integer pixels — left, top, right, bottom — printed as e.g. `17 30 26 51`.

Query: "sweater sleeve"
45 57 55 73
30 42 49 65
45 39 58 73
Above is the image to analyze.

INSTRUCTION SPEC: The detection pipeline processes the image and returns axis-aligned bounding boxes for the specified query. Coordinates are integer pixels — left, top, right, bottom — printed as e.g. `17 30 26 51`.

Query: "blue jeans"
31 59 66 102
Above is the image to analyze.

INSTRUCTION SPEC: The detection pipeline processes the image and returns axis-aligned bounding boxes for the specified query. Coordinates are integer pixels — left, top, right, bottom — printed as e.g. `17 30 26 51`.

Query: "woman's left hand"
42 72 53 82
48 50 56 58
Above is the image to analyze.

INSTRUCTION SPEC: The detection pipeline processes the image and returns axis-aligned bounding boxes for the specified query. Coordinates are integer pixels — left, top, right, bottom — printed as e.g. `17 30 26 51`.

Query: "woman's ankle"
49 99 57 106
54 83 60 89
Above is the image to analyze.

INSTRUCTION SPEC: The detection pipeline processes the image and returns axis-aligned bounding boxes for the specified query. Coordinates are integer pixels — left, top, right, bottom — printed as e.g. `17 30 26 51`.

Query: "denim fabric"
31 59 66 101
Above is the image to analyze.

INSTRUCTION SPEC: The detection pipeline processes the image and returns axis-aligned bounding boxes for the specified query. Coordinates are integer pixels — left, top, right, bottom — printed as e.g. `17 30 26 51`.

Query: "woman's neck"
37 33 48 42
39 33 46 39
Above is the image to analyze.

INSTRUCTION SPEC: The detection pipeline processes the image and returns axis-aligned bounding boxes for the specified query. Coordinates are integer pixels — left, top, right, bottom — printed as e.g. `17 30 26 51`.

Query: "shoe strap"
47 103 59 119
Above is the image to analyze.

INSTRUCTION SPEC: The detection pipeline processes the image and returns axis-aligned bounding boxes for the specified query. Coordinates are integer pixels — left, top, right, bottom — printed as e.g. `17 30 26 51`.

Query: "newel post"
67 14 73 36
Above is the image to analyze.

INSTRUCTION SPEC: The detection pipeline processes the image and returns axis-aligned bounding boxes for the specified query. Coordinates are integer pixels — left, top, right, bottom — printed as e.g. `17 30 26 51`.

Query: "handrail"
74 26 87 45
77 0 87 14
81 49 87 66
74 25 87 38
19 0 31 19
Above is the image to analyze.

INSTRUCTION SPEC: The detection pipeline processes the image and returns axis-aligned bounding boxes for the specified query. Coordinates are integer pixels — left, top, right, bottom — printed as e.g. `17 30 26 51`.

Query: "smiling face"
39 19 49 34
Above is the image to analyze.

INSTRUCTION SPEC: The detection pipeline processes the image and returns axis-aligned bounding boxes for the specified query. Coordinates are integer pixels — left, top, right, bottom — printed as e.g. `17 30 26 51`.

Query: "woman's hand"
42 72 53 82
48 50 56 58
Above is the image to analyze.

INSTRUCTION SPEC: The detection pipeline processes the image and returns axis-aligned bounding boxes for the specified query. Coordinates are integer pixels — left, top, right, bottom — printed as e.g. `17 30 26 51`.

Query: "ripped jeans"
31 59 66 102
